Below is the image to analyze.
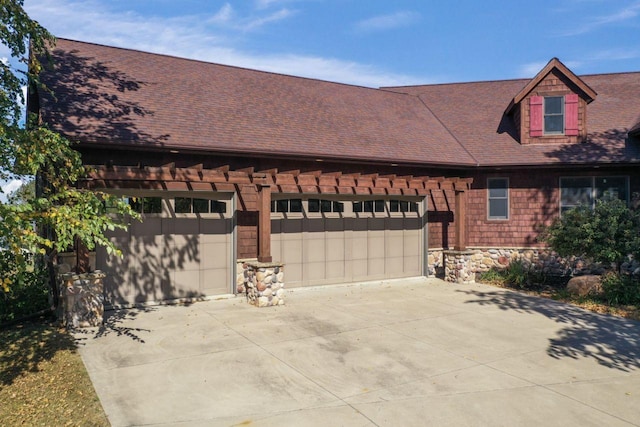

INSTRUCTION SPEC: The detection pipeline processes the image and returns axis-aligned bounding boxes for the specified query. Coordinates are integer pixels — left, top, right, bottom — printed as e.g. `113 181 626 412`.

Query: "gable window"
544 96 564 134
560 176 629 213
487 178 509 220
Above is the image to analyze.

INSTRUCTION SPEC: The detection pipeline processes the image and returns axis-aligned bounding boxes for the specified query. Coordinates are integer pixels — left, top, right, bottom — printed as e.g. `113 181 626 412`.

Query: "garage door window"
353 200 385 213
308 199 344 213
271 199 303 213
129 197 162 214
175 197 228 214
389 200 419 213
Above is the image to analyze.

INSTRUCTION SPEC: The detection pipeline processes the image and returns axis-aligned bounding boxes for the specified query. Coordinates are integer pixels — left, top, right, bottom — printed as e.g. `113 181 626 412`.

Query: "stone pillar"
58 271 106 328
241 261 285 307
444 250 475 284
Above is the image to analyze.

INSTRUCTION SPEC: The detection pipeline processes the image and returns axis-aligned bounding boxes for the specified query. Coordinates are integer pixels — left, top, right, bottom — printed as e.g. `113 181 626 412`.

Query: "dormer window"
529 93 579 138
544 96 564 134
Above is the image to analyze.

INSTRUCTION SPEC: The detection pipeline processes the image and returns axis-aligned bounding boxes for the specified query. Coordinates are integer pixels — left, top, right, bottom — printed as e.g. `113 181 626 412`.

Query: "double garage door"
271 196 426 287
97 193 426 305
96 193 234 306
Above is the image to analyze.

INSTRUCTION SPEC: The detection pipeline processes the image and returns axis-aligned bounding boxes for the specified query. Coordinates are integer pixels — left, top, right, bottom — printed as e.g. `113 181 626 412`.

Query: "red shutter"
565 94 579 136
530 96 543 137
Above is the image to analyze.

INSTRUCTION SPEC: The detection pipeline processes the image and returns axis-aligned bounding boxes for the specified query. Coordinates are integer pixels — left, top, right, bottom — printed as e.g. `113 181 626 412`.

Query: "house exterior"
33 38 640 306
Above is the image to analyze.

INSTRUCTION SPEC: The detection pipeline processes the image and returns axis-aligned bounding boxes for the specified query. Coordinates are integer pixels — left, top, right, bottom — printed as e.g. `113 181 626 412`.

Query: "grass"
0 316 109 426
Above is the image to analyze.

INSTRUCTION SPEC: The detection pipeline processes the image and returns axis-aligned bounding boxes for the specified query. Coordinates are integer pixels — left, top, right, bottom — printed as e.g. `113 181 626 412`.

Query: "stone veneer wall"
437 247 640 284
57 271 105 328
237 259 285 307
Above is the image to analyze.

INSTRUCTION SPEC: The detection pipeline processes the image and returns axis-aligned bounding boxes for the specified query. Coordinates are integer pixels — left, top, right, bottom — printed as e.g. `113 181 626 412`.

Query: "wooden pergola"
85 164 473 262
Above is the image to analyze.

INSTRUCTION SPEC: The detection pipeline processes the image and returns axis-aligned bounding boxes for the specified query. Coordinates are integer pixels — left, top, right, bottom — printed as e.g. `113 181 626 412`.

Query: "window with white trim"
544 96 564 134
487 178 509 220
560 176 629 213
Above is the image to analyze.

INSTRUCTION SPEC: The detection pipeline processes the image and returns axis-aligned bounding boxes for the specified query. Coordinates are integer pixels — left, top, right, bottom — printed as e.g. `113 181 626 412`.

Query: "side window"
487 178 508 220
561 176 629 213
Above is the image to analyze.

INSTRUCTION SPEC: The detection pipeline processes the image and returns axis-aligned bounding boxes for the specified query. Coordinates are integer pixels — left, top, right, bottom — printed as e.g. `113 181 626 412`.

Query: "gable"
504 59 597 145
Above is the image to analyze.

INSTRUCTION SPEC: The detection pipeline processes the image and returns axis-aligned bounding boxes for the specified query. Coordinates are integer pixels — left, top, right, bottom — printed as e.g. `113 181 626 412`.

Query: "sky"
20 0 640 87
2 0 640 198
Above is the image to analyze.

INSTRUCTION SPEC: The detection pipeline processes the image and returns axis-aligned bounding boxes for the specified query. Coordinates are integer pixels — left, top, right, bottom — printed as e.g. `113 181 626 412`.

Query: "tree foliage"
0 0 138 296
540 198 640 271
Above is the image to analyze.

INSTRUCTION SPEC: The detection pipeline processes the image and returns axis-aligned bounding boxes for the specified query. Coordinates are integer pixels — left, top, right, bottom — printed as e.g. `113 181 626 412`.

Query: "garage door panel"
282 238 303 262
367 236 385 259
351 235 368 260
307 219 325 233
200 219 230 239
305 261 326 282
202 268 230 294
404 256 422 274
285 262 303 286
129 217 162 235
173 270 202 297
352 259 368 279
325 218 345 232
326 238 345 261
386 257 405 274
173 218 200 235
387 218 405 231
305 239 326 262
281 219 303 234
171 235 201 272
326 260 345 279
202 242 229 269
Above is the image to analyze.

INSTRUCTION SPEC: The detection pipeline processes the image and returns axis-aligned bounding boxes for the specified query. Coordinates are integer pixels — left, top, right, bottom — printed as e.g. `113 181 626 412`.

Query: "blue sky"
19 0 640 87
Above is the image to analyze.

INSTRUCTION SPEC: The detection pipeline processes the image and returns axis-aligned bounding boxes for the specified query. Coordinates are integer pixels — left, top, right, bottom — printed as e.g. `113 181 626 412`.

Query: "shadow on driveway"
460 289 640 372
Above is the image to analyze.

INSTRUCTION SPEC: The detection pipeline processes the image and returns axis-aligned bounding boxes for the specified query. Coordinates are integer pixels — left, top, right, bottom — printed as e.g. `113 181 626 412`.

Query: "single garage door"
271 197 425 287
96 193 234 306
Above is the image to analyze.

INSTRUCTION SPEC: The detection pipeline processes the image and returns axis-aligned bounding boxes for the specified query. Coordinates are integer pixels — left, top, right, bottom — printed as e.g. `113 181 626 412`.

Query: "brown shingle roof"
38 39 640 169
385 71 640 166
39 39 476 167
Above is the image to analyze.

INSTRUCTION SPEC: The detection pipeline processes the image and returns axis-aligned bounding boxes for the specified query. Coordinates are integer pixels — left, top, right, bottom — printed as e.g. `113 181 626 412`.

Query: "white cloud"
354 11 420 33
24 0 430 87
558 1 640 36
209 3 234 25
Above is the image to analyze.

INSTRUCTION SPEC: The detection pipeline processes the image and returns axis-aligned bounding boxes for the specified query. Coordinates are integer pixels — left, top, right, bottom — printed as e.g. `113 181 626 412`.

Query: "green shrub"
601 272 640 306
0 251 50 324
540 198 640 273
478 259 548 290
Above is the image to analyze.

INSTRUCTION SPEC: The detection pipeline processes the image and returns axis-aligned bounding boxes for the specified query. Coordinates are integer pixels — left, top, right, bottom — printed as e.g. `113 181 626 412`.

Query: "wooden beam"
454 189 468 251
257 184 272 263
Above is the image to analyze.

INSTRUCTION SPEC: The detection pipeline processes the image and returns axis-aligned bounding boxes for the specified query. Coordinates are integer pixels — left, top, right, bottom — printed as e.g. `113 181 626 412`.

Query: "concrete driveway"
74 278 640 426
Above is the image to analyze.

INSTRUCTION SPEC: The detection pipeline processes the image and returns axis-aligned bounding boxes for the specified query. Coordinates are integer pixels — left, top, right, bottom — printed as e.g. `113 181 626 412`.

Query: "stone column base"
239 261 285 307
58 271 105 328
444 250 475 284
